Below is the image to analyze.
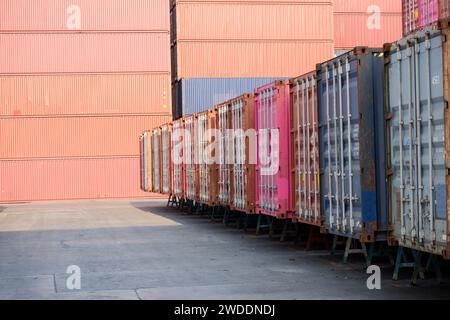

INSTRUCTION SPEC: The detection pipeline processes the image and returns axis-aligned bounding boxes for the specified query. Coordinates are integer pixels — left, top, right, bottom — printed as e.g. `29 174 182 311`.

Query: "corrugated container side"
0 32 170 74
151 128 162 194
385 27 450 258
172 2 333 40
317 47 387 242
175 78 283 117
402 0 450 35
230 94 257 214
184 115 199 201
255 81 292 219
0 73 171 116
197 110 219 206
172 119 185 198
334 0 402 12
173 41 334 79
0 0 170 31
290 72 321 226
139 132 149 192
0 157 166 202
161 124 173 195
216 102 232 207
334 13 403 50
0 115 171 159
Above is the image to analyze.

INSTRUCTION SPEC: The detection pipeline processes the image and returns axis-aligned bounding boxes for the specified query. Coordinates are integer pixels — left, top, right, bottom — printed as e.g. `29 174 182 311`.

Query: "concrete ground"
0 199 449 300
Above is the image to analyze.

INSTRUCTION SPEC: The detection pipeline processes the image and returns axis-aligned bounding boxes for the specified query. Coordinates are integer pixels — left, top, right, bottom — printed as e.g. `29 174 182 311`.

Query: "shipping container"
0 115 171 159
334 0 402 12
172 41 334 79
0 157 166 202
316 47 388 242
290 72 321 226
139 131 150 192
174 78 282 118
384 27 450 258
402 0 450 35
230 94 257 214
0 0 169 32
0 73 171 116
161 124 173 195
171 1 333 41
197 110 219 206
255 81 292 219
216 102 232 207
0 32 170 74
151 128 162 194
172 119 185 198
184 115 199 201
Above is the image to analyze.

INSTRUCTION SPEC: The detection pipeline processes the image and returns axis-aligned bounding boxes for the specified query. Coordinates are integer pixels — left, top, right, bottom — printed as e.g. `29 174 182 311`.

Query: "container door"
152 131 160 193
162 127 169 194
198 114 208 202
218 105 231 204
232 99 246 210
388 33 447 248
320 57 362 236
172 122 183 196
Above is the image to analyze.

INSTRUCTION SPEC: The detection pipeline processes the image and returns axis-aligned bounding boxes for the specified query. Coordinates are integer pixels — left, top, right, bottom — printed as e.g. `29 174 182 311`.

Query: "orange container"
290 72 321 226
0 157 167 202
197 109 219 206
184 115 199 201
171 1 333 41
333 0 403 50
0 32 170 74
0 0 170 32
229 94 257 214
0 115 171 159
0 73 171 116
172 41 334 79
171 118 185 198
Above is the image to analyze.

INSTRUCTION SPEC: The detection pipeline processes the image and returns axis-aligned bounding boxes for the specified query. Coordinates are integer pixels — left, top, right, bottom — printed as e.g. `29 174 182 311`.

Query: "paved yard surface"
0 199 449 300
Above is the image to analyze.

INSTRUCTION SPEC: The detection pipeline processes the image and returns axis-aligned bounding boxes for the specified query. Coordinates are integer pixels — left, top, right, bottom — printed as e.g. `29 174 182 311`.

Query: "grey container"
317 47 388 242
173 77 283 119
385 27 450 258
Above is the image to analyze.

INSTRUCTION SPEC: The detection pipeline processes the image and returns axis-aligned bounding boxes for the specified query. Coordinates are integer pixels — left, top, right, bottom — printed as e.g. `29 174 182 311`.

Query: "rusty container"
230 94 257 214
290 72 321 227
197 109 219 206
184 115 199 201
255 81 292 219
151 127 162 194
161 123 173 195
172 118 185 199
216 101 232 207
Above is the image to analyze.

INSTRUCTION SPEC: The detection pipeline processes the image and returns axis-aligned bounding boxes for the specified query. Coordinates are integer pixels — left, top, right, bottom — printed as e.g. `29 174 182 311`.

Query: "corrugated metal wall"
333 0 403 51
0 0 171 202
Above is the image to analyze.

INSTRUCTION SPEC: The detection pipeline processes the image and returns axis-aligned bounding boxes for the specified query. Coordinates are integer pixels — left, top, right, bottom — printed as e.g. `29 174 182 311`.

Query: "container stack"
171 0 335 118
333 0 403 55
0 0 172 202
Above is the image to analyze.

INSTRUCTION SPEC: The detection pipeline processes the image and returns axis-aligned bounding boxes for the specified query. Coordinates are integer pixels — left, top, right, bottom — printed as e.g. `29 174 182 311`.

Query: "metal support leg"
342 238 368 266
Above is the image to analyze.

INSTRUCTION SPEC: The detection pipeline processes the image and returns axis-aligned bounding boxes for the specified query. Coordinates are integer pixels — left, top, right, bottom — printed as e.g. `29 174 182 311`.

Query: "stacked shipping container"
171 0 334 118
333 0 403 54
402 0 450 35
0 0 171 202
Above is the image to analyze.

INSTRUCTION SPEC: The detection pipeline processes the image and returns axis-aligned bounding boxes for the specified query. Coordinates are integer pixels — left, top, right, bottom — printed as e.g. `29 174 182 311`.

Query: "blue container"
173 78 283 119
316 47 387 242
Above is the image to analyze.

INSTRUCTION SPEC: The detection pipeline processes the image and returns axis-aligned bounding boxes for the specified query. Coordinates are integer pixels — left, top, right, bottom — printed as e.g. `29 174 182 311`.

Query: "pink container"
402 0 450 35
254 81 292 219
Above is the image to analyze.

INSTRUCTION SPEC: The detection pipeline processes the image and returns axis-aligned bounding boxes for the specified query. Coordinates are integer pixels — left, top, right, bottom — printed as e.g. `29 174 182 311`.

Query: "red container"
216 102 232 207
197 110 218 206
0 0 169 32
229 94 257 214
333 0 402 50
0 115 171 159
171 118 185 199
255 81 292 219
0 73 171 116
0 157 167 202
160 124 173 195
151 127 162 194
0 32 170 74
183 115 199 201
290 73 321 226
139 131 151 192
402 0 450 35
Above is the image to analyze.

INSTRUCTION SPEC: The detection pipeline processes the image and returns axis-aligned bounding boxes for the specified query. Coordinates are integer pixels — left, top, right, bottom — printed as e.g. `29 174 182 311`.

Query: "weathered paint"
171 119 185 198
216 102 232 207
184 115 199 201
255 81 292 219
385 28 450 258
402 0 450 35
161 124 173 195
317 47 387 242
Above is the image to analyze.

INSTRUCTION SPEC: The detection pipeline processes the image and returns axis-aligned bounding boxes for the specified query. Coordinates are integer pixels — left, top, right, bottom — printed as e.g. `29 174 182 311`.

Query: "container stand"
167 194 178 207
331 236 369 266
393 247 424 281
305 226 330 251
256 215 273 236
366 242 394 266
280 220 299 242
